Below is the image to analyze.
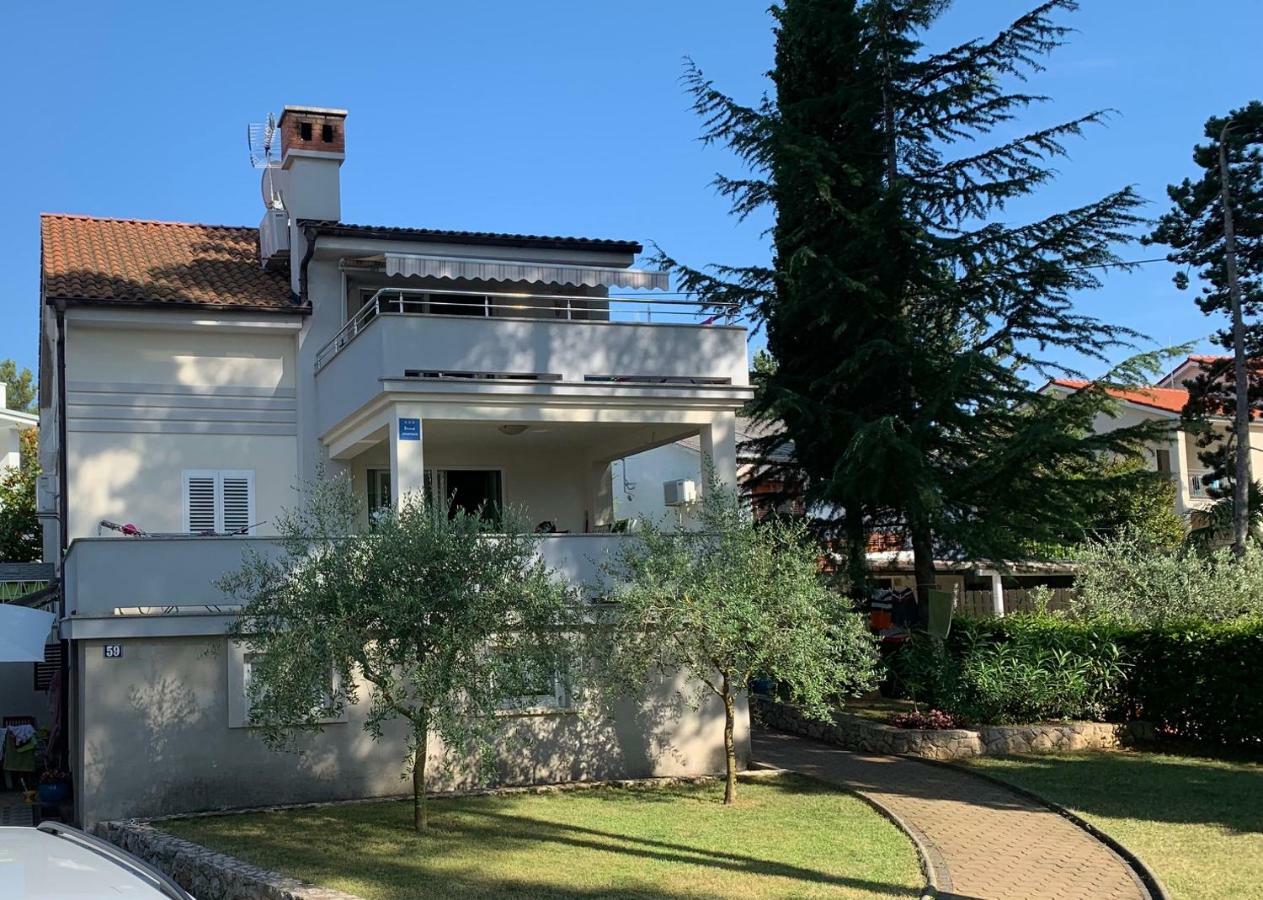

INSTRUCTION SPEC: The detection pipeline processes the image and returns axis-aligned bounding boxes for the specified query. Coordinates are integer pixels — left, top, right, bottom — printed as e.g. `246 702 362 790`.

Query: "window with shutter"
221 474 253 534
183 470 255 534
184 473 218 534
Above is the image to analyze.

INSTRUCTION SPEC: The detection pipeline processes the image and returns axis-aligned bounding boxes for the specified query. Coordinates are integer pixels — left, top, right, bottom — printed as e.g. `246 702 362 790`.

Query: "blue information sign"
398 418 421 441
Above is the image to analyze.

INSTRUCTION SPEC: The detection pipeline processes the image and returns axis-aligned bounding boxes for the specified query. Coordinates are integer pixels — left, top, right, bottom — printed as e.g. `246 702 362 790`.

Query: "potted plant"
36 769 71 807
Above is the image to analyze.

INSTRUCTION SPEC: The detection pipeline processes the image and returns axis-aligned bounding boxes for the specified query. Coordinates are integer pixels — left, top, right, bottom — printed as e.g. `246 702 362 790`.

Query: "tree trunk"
721 673 737 806
909 518 935 629
1219 127 1253 556
412 715 429 831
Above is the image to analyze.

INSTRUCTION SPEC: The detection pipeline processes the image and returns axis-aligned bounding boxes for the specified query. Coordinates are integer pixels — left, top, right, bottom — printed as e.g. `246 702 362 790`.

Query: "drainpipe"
53 300 74 803
298 225 319 305
55 303 68 559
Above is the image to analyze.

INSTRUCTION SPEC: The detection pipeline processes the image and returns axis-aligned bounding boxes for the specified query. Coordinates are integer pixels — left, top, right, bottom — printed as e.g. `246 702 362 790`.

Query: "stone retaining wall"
91 820 361 900
752 696 1131 761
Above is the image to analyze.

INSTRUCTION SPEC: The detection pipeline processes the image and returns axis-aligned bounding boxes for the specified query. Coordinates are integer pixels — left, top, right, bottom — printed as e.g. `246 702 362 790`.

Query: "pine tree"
1147 102 1263 553
661 0 1168 600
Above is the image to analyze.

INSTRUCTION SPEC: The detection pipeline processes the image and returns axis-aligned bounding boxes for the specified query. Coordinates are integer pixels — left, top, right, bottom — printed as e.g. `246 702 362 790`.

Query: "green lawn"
964 751 1263 900
163 776 923 899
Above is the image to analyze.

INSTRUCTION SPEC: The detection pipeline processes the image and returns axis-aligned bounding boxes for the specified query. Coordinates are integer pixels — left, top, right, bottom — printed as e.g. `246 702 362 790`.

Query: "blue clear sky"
1 1 1257 378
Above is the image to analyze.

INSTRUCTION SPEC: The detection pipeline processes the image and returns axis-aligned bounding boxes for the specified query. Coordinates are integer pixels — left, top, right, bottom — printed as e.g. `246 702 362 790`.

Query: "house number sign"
103 644 123 659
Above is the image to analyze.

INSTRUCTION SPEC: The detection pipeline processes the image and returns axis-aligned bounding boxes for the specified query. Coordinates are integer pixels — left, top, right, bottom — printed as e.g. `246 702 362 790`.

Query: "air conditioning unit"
663 479 698 507
259 208 290 268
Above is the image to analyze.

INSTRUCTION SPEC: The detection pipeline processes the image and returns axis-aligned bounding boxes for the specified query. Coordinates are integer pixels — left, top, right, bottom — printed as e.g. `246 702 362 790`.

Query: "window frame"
227 640 347 729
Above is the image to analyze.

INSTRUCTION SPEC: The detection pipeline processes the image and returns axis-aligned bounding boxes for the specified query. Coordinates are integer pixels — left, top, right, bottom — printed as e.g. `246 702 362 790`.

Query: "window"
496 658 570 712
227 641 345 728
1156 448 1172 474
367 468 392 518
183 470 255 535
33 642 62 691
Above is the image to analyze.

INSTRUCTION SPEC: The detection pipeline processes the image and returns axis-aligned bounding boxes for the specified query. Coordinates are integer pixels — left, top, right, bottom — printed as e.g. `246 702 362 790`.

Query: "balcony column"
1174 428 1194 518
586 460 614 532
388 405 426 511
699 411 738 496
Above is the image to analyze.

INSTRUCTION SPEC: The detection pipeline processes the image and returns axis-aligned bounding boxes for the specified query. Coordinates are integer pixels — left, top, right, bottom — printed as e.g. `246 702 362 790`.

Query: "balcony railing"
315 288 741 371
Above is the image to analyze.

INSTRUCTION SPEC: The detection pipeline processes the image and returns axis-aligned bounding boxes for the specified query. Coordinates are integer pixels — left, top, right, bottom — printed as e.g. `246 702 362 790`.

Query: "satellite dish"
247 113 284 210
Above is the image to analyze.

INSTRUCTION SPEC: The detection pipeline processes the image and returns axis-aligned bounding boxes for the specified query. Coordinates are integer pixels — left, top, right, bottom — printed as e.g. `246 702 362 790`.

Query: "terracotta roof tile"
41 214 298 311
1049 378 1188 414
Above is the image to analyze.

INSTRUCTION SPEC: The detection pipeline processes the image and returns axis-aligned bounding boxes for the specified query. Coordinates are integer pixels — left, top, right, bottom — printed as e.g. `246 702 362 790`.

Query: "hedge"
894 614 1263 745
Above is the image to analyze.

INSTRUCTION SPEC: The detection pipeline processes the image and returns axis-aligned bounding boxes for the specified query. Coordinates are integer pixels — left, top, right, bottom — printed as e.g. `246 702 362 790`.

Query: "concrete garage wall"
76 636 748 826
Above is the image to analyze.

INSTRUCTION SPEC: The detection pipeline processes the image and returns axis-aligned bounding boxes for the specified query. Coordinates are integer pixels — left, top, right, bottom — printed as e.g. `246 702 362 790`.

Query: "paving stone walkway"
753 730 1151 900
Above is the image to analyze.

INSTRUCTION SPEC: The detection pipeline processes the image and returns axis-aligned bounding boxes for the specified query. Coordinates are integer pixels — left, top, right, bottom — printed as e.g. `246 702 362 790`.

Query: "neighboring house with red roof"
38 106 752 825
1040 355 1263 518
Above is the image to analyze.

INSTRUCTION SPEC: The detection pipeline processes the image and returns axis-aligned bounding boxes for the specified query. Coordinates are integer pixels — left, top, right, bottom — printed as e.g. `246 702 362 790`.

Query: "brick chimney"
275 106 347 223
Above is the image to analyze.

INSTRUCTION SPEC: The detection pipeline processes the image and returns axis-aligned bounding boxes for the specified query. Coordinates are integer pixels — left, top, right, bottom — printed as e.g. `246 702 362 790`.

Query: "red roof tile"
1049 378 1188 414
41 214 298 311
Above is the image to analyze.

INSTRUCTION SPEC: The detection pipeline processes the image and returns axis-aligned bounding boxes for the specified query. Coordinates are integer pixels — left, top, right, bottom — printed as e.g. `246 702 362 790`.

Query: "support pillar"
989 570 1005 618
699 411 738 495
388 406 425 511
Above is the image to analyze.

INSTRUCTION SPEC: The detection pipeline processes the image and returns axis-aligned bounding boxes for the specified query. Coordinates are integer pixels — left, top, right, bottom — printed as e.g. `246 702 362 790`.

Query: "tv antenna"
247 113 284 210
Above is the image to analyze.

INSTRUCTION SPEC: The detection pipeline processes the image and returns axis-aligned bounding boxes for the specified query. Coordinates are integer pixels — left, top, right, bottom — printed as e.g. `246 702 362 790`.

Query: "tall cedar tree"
1148 102 1263 551
661 0 1168 598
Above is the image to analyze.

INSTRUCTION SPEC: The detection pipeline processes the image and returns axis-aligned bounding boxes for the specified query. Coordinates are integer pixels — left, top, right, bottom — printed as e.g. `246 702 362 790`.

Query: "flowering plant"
889 708 962 730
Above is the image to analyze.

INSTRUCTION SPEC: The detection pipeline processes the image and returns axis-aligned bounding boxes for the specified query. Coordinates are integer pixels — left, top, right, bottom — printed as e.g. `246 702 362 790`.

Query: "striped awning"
384 253 669 291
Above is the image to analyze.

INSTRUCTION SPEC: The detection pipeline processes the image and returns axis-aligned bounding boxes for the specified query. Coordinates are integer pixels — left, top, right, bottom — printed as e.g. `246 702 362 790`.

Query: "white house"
1042 354 1263 520
0 385 36 472
39 106 753 825
612 416 798 525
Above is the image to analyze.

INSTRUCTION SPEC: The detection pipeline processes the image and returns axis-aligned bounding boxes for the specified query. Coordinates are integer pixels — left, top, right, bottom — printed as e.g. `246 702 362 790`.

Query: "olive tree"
597 481 878 805
220 475 581 830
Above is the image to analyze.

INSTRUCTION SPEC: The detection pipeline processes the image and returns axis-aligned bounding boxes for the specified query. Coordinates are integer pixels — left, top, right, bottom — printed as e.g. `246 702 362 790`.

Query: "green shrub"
1121 617 1263 745
1071 530 1263 624
892 614 1263 744
891 616 1128 725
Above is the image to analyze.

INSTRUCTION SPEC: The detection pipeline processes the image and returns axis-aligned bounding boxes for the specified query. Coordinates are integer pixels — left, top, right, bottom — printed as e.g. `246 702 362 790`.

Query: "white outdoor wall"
612 441 702 526
75 635 749 825
315 313 749 437
349 440 600 533
61 320 301 540
66 433 298 538
65 328 295 389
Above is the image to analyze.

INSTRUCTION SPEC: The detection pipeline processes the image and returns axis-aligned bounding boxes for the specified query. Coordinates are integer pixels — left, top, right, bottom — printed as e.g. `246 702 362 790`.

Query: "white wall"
611 441 701 527
61 318 301 540
76 635 748 825
349 440 603 533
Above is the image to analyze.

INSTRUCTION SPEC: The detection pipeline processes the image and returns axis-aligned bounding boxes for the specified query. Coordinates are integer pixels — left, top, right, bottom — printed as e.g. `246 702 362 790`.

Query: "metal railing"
315 287 740 370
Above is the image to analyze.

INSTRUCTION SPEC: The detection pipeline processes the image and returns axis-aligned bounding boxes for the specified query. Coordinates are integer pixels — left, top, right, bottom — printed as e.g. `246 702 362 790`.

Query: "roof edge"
47 296 310 315
299 220 644 255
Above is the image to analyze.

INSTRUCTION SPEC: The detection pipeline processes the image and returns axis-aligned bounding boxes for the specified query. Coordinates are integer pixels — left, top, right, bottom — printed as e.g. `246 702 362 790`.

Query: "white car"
0 822 195 899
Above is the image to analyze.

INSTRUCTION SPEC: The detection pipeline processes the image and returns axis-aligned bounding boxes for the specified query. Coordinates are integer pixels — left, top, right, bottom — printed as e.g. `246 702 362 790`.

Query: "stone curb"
751 695 1139 761
91 820 361 900
923 759 1171 900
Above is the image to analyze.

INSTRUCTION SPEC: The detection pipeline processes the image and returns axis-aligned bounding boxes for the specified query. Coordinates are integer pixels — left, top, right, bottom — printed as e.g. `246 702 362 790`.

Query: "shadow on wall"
82 641 737 823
